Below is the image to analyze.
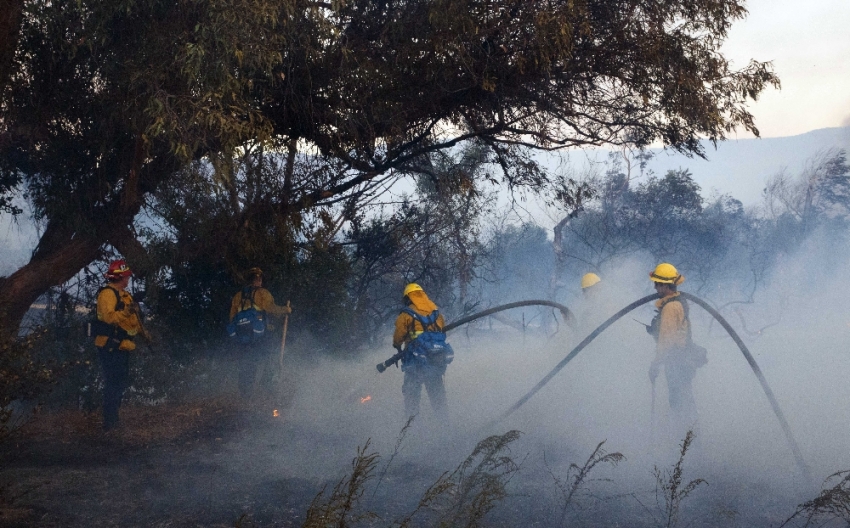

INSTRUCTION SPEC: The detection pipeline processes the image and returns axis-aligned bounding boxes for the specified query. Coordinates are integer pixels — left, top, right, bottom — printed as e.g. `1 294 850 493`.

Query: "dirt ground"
0 398 320 528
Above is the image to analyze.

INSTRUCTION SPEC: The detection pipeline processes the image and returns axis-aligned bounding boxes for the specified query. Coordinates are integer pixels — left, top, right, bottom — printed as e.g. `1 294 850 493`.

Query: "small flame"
360 395 372 404
272 409 280 417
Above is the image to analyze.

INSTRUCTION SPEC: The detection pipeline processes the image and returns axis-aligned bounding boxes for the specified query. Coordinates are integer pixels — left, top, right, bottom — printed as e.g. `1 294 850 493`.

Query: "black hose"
491 292 811 482
495 294 657 421
679 293 811 482
377 300 574 373
444 300 574 333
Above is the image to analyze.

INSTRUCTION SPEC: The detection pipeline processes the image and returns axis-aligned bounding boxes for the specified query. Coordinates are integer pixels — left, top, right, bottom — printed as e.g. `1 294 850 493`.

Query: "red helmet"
105 259 132 279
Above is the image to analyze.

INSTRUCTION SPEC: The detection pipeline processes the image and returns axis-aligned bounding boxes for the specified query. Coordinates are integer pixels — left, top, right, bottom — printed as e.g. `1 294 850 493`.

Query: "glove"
393 345 403 368
648 361 660 383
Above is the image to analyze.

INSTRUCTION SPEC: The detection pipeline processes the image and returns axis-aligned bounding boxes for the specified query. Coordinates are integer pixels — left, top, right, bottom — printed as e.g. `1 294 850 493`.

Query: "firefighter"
577 272 613 331
647 263 699 434
580 272 602 296
93 259 145 432
392 283 451 420
229 267 292 399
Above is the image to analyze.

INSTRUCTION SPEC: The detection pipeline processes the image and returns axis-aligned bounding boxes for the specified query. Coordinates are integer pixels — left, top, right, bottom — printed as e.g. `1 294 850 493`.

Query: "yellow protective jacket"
653 292 689 363
393 290 445 348
229 287 291 329
94 286 142 351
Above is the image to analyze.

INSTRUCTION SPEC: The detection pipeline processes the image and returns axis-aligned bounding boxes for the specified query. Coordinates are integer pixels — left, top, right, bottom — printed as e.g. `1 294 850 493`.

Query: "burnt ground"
0 398 815 528
0 397 329 528
0 338 832 528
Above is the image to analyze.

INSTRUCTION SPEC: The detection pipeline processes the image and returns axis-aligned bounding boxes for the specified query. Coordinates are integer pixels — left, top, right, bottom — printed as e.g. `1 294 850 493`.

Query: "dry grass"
302 440 380 528
780 470 850 527
287 430 523 528
547 440 625 526
396 430 523 528
652 430 707 528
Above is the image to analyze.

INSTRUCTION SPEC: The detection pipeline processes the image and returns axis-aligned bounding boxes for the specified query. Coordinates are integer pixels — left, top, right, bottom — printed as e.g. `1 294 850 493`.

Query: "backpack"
87 287 130 352
400 308 454 372
227 287 266 344
649 296 707 369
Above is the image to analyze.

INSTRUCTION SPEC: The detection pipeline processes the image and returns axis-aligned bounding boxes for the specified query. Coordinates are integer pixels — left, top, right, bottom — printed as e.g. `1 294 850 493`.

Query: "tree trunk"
0 222 101 341
549 215 570 299
0 143 172 341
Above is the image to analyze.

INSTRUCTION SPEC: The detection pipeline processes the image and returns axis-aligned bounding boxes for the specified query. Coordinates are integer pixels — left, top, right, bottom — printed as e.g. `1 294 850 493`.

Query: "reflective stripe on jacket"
393 290 445 348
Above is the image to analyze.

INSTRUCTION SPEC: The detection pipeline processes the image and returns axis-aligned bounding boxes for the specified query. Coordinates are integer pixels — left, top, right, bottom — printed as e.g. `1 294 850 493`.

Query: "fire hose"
375 300 574 372
490 292 811 482
374 293 810 481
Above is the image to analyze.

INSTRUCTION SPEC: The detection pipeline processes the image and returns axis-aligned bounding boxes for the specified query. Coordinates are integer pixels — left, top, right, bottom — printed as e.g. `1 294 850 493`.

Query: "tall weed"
396 430 522 528
548 440 625 526
781 470 850 527
653 430 707 528
302 440 380 528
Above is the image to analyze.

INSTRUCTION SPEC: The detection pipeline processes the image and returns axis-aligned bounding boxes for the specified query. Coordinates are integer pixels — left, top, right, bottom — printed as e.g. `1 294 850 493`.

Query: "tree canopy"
0 0 778 339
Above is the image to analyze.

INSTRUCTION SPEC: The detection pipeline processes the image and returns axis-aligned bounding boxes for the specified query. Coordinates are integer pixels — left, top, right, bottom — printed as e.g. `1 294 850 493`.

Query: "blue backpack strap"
401 308 441 331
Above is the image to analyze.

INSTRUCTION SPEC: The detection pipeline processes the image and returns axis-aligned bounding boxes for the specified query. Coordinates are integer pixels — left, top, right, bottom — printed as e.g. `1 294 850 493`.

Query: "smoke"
842 114 850 128
19 222 839 526
217 231 850 526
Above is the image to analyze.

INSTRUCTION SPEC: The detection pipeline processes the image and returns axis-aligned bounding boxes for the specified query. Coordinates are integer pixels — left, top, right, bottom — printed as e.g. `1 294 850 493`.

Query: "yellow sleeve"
393 312 413 348
253 288 291 317
229 291 243 322
95 288 141 350
655 301 688 361
97 289 139 333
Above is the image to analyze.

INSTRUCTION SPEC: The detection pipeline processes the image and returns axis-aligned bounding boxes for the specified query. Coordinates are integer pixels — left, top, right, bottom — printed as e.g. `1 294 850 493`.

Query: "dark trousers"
402 367 448 420
98 348 130 431
237 341 274 399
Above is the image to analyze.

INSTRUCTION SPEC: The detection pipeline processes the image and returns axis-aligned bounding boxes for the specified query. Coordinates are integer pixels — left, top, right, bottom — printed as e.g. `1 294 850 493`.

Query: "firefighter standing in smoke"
646 263 705 435
392 283 452 420
229 267 292 399
578 272 608 330
93 260 147 432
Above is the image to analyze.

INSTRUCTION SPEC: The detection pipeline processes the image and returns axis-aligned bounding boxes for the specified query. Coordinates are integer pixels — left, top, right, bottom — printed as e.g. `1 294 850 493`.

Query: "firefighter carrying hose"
93 259 147 432
647 263 706 436
392 283 454 421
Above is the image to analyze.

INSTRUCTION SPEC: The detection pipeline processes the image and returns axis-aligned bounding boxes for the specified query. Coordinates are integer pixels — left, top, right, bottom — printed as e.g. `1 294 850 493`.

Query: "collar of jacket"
654 291 681 309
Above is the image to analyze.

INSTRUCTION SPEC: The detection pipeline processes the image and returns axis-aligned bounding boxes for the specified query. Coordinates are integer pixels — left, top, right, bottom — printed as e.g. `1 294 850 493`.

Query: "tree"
0 0 778 339
344 141 495 344
763 148 850 237
0 0 24 90
553 166 746 291
0 0 289 339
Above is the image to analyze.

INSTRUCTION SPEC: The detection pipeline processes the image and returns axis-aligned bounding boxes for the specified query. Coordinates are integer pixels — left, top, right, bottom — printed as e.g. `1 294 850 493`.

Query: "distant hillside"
641 127 850 206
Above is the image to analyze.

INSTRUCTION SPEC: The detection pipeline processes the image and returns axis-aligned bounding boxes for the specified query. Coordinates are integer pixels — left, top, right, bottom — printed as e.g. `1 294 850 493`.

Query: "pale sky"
722 0 850 138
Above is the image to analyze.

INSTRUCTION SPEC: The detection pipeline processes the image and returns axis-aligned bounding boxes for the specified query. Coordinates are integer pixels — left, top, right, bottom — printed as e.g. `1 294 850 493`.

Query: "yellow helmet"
581 273 601 289
403 283 424 297
649 263 684 285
